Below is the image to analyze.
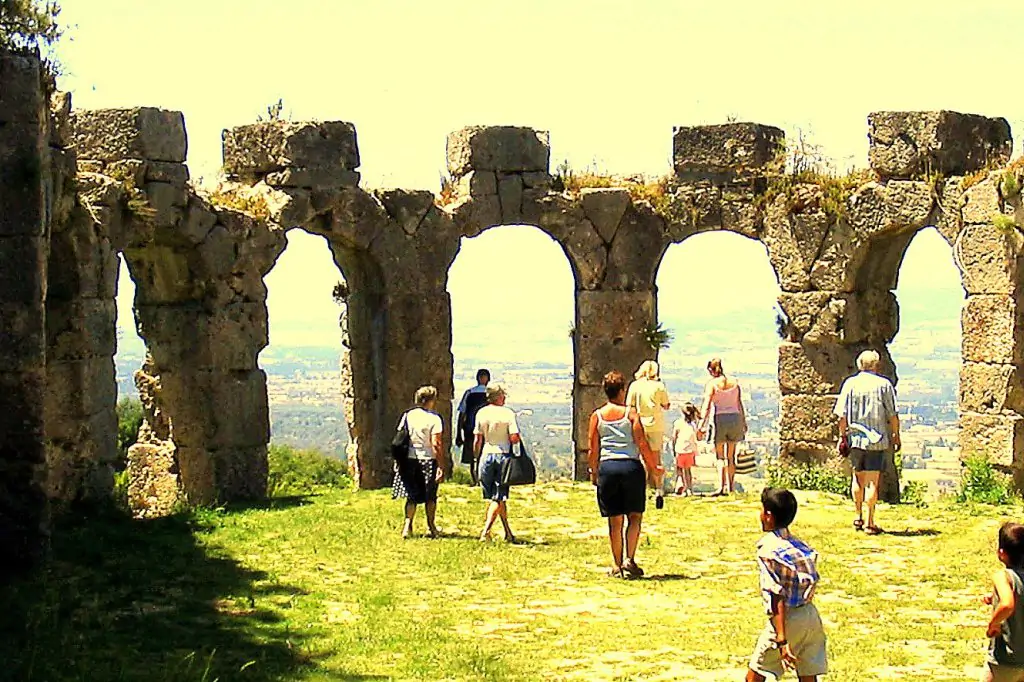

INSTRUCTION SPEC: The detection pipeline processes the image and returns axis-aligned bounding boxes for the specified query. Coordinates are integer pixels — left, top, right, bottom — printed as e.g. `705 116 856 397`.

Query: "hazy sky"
67 2 990 365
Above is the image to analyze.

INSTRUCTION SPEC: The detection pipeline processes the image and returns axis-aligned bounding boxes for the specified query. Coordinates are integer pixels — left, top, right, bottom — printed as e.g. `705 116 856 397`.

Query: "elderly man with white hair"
834 350 901 535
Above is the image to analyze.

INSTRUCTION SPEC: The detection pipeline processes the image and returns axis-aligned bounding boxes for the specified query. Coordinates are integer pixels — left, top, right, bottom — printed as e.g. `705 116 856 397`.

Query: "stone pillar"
45 93 120 508
955 170 1024 480
865 111 1015 497
0 50 50 572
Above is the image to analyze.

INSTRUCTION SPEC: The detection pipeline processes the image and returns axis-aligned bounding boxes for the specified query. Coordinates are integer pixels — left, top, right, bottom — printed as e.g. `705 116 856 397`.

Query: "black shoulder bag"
501 441 536 486
391 411 411 461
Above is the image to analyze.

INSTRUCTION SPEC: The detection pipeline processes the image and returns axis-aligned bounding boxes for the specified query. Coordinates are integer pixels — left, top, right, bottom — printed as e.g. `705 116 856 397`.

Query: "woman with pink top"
698 358 747 496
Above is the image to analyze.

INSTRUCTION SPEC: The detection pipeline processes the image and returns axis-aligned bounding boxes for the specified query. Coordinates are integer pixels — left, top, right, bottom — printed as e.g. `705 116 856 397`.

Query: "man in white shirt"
474 383 521 542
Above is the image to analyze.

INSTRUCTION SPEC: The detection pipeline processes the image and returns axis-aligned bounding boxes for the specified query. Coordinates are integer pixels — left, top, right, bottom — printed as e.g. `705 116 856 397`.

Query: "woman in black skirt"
587 370 663 578
393 386 447 538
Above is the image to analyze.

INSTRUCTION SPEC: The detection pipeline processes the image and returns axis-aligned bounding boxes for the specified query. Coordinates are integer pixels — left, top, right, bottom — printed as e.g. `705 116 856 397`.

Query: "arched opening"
114 257 147 398
888 226 964 494
446 225 575 477
262 229 351 462
655 231 782 490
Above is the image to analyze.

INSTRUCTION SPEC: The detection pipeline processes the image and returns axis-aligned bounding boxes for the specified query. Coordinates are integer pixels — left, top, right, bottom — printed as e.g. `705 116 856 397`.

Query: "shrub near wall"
764 455 850 496
267 444 350 497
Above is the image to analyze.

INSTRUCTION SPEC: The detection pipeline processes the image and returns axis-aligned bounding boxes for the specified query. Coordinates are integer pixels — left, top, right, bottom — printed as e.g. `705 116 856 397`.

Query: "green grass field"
1 481 1018 681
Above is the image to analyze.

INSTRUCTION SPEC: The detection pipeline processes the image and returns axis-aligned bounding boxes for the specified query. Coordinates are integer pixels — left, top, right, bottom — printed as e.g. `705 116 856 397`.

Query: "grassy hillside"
1 482 1015 681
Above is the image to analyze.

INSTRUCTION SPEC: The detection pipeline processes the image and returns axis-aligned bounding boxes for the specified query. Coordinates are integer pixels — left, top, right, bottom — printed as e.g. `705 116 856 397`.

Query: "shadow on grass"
884 528 941 537
0 507 330 682
225 494 316 512
643 573 701 582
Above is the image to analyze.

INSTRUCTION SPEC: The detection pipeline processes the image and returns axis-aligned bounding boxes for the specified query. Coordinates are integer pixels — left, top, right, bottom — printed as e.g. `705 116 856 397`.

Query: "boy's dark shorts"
849 447 887 472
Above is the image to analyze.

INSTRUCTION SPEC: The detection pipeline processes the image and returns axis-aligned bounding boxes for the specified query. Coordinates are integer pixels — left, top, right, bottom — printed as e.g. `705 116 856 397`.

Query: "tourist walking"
392 386 447 539
834 350 900 535
746 488 828 681
671 403 700 496
588 370 664 579
455 368 490 484
698 358 747 496
626 360 671 496
981 522 1024 682
473 383 521 542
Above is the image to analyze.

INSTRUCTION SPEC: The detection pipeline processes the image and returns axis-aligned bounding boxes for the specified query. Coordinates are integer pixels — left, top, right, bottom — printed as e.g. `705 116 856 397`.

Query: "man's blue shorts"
478 452 511 502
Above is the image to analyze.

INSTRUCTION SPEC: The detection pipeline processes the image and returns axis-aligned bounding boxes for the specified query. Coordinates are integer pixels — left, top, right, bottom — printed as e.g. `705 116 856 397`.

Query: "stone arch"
655 229 782 401
445 222 577 473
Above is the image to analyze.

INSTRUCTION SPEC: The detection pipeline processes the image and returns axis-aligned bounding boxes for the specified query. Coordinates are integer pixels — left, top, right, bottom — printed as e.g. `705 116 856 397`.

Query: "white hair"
857 350 881 372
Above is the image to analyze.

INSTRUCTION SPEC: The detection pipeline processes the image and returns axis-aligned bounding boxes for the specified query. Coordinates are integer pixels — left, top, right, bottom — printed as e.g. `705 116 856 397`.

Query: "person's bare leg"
625 512 643 561
852 470 865 523
425 501 438 536
714 443 727 494
403 502 416 538
497 501 515 541
684 468 693 494
480 501 500 540
607 515 624 571
726 442 737 492
864 470 881 528
797 676 819 682
745 667 766 681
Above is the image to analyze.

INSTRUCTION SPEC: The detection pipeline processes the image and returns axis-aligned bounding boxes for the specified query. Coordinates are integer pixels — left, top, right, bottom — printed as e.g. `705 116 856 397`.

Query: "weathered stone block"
455 170 497 197
960 362 1024 414
957 223 1018 294
778 342 852 395
446 126 550 177
265 167 360 189
222 121 359 177
0 236 46 304
126 440 179 518
46 299 117 361
161 370 270 450
144 161 189 185
498 173 523 223
376 189 433 236
867 111 1012 180
0 303 44 370
777 292 831 340
779 395 839 442
847 180 935 239
962 294 1024 364
0 120 46 238
780 439 837 464
572 383 610 454
0 51 45 124
211 446 268 500
448 194 501 237
581 188 630 244
960 412 1024 467
961 175 1003 225
73 108 187 163
138 302 266 371
604 205 665 291
44 358 116 420
575 290 655 385
672 123 784 181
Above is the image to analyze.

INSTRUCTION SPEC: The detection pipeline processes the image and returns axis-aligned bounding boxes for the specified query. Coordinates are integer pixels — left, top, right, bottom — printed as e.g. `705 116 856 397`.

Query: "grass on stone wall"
1 480 1020 681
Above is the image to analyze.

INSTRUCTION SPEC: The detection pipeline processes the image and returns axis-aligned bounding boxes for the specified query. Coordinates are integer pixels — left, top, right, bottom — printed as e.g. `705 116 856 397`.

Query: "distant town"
115 298 964 495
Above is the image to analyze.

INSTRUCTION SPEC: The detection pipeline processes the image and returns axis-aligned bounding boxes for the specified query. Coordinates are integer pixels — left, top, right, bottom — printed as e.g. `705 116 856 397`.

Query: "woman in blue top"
587 370 664 579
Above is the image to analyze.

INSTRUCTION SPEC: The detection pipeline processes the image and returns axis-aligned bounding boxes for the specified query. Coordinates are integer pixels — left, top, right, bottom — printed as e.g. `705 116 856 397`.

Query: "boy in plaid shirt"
746 488 828 681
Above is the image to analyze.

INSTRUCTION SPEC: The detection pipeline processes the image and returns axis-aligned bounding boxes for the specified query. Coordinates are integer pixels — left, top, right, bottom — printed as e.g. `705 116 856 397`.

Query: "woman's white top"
473 404 520 455
405 407 443 461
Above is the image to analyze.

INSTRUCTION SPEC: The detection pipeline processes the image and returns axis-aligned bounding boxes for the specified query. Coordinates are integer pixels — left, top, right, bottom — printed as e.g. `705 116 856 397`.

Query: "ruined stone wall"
0 51 51 572
5 50 1024 538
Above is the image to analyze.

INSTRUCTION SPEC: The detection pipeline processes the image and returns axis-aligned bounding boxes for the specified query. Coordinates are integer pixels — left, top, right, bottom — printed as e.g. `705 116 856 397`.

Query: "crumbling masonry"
3 50 1024 570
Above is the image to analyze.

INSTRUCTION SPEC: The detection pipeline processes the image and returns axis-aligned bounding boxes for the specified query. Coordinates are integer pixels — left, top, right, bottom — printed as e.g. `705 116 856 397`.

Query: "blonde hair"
707 358 724 377
415 385 438 406
635 360 660 381
485 383 506 404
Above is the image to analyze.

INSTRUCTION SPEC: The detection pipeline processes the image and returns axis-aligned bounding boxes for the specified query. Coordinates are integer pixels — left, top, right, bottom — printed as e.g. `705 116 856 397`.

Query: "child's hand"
987 622 1003 638
983 594 994 606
